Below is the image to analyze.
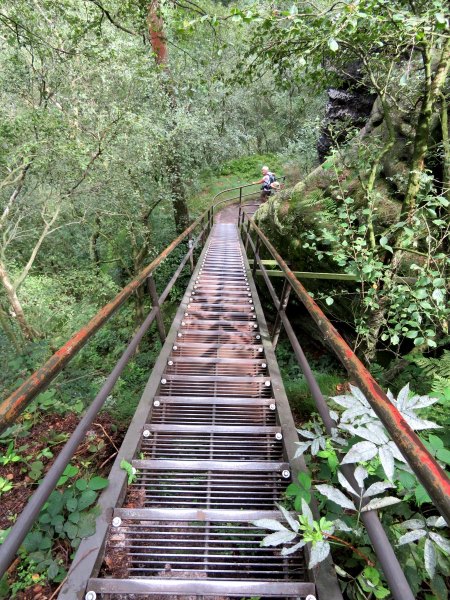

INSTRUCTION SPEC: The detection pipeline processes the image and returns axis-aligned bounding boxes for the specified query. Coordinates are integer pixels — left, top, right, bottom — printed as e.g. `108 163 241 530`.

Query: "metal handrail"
0 179 275 578
0 223 209 578
240 214 450 526
243 225 415 600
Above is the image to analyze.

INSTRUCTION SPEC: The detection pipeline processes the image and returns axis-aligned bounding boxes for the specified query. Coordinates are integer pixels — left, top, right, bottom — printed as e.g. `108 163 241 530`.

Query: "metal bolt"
256 334 260 339
192 291 195 295
258 347 263 352
168 360 173 366
253 324 258 328
184 312 188 317
154 400 161 407
252 315 256 319
85 592 97 600
265 380 271 387
112 516 122 528
143 429 150 437
178 333 182 337
173 345 178 350
306 596 317 600
269 403 276 411
161 378 167 384
262 363 267 368
248 293 251 296
282 469 291 479
181 321 186 326
275 432 283 440
251 306 255 311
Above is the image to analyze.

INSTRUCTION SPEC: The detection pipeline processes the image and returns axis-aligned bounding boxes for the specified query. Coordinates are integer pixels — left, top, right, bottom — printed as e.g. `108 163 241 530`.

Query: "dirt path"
214 200 262 224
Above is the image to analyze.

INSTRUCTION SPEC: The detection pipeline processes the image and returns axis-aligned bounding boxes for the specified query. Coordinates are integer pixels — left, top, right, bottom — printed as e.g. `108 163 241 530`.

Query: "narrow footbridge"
0 185 449 600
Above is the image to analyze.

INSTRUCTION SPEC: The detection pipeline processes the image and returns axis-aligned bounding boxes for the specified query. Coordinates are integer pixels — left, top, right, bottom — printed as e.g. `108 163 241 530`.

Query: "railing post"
244 220 252 252
188 234 194 273
237 186 243 225
272 279 291 349
252 237 261 279
147 273 166 343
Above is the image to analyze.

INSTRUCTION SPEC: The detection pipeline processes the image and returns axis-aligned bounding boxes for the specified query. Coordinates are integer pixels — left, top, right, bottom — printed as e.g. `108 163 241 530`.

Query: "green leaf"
75 479 87 491
328 38 339 52
415 484 431 506
63 521 78 540
77 489 97 511
88 476 109 491
298 472 312 490
429 435 444 451
436 448 450 466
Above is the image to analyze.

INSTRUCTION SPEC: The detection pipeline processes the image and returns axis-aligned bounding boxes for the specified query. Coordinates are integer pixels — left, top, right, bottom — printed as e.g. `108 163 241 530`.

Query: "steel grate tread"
89 224 313 600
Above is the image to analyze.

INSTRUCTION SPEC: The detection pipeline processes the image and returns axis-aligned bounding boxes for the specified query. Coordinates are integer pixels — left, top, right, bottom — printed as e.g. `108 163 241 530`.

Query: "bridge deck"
61 224 318 599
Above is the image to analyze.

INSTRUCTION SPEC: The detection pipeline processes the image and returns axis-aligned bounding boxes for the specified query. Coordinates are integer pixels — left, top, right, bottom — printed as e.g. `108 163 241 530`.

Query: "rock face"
317 62 376 161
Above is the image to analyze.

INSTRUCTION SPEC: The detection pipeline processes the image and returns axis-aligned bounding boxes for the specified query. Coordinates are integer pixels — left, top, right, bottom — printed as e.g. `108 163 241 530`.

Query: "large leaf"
361 496 401 512
316 485 356 510
397 529 427 545
401 518 425 530
281 539 307 556
309 540 331 569
364 481 395 498
429 532 450 555
261 529 297 547
253 519 290 532
277 504 299 533
378 446 395 481
337 471 357 496
424 537 436 579
341 441 378 464
354 466 368 489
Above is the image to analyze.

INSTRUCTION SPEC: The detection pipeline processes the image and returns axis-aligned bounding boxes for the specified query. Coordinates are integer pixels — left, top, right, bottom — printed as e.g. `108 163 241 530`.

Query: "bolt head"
173 345 178 350
275 432 283 440
256 335 260 339
85 592 97 600
262 363 267 368
154 400 161 407
112 516 122 528
181 321 186 326
282 469 291 479
265 380 271 387
306 596 317 600
143 429 151 438
247 293 251 296
185 312 188 316
178 333 182 337
253 324 258 328
258 347 263 352
168 360 173 366
161 378 167 384
269 403 276 411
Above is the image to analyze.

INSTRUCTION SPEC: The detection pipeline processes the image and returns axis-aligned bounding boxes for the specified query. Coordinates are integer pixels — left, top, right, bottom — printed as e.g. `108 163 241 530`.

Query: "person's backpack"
263 172 277 191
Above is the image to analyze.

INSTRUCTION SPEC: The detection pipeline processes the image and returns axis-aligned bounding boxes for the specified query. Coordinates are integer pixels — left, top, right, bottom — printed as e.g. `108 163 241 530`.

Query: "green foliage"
120 459 137 485
407 350 450 396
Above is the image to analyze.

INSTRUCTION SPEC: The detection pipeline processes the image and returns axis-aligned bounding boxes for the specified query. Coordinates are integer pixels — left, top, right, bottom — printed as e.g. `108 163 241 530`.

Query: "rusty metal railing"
0 181 267 579
239 210 450 599
0 212 212 578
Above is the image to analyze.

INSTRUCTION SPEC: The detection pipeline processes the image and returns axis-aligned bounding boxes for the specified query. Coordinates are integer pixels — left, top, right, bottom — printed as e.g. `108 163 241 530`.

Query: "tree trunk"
0 259 37 340
402 38 450 219
0 303 22 352
147 0 190 233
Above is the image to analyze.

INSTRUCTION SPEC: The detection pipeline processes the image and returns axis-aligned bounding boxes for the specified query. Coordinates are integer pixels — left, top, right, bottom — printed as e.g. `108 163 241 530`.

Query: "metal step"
62 223 317 600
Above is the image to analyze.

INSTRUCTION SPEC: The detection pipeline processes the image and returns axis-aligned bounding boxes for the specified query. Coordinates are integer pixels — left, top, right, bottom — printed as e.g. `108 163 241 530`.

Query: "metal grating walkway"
67 224 317 600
